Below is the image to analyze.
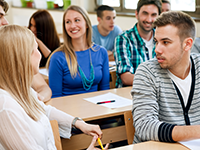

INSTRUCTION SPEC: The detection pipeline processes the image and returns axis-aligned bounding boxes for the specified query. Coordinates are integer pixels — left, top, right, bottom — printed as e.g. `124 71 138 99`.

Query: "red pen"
97 100 115 104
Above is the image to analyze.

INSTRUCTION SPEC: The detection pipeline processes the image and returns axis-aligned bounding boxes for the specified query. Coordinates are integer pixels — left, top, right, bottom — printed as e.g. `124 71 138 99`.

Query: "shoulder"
114 25 122 33
51 50 65 61
0 89 24 115
92 25 98 32
191 53 200 65
92 44 108 55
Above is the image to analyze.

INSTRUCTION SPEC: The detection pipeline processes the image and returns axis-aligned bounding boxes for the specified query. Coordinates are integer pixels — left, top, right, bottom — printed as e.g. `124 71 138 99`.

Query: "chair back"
50 120 62 150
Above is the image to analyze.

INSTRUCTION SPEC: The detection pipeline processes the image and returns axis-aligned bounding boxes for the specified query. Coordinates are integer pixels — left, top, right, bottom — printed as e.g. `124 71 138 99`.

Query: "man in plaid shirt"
113 0 162 88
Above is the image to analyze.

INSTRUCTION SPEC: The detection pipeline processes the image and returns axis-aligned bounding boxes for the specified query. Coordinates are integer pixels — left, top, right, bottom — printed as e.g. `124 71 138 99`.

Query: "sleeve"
131 64 176 143
113 34 135 76
98 48 110 90
48 52 65 98
39 101 74 139
0 109 44 150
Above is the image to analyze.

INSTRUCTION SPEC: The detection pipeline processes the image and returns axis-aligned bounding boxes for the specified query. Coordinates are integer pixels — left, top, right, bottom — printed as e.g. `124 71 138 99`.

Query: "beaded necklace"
78 48 94 91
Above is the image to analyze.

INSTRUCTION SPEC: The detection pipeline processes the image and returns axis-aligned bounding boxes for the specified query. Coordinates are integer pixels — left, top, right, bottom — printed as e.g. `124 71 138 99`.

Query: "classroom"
0 0 200 149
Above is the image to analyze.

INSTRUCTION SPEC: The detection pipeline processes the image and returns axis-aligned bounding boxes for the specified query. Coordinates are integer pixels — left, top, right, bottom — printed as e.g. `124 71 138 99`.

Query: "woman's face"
64 10 87 40
31 39 41 75
30 18 37 36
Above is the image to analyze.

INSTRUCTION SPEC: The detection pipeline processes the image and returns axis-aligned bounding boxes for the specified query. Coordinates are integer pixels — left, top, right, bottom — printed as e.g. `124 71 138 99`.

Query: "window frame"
95 0 200 18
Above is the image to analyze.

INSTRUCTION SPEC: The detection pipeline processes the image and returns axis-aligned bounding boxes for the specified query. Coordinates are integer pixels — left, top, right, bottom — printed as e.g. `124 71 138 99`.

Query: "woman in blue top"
47 5 110 98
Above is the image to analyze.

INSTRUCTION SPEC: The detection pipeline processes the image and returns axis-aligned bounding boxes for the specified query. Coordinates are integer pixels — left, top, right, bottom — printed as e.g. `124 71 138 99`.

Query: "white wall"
5 1 200 36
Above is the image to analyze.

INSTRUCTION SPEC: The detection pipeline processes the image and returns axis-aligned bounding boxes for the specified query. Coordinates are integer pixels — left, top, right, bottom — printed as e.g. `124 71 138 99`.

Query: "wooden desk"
46 87 133 150
110 141 189 150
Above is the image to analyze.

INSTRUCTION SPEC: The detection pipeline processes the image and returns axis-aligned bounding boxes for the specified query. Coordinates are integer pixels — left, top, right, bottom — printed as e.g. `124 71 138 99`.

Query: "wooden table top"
110 141 189 150
45 87 132 121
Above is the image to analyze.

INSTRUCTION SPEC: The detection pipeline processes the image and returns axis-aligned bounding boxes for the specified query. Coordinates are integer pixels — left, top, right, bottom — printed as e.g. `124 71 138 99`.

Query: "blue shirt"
114 23 156 88
48 44 110 98
92 25 122 51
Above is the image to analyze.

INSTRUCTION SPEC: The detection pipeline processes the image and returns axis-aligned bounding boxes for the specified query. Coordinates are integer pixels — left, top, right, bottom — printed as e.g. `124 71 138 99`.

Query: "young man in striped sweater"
132 11 200 143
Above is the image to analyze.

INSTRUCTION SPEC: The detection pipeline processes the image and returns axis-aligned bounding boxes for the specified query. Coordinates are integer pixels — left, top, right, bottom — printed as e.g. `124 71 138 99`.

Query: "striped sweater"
131 53 200 143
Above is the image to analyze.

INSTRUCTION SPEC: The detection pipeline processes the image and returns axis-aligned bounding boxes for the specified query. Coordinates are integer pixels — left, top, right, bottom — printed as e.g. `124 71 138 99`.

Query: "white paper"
84 92 132 108
179 139 200 150
39 68 49 76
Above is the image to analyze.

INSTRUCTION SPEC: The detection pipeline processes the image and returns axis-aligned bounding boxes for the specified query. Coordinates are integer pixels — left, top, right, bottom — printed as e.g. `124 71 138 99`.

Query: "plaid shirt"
113 23 156 88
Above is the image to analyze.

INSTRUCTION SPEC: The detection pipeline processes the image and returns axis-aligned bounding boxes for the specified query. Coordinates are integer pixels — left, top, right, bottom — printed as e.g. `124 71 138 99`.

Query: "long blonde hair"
46 5 93 77
0 25 44 121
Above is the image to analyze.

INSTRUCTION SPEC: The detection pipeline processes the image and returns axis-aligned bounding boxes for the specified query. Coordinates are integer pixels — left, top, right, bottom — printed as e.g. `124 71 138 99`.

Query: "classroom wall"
5 2 200 37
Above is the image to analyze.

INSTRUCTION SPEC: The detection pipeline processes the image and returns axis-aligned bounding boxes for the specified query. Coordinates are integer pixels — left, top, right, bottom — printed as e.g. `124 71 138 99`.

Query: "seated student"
0 25 109 150
161 0 171 13
28 10 60 67
47 5 110 98
132 11 200 144
0 0 52 102
92 5 122 60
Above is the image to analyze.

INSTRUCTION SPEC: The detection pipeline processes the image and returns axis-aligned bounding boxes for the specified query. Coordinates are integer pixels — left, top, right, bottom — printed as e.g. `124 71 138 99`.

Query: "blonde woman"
46 5 110 98
0 25 108 150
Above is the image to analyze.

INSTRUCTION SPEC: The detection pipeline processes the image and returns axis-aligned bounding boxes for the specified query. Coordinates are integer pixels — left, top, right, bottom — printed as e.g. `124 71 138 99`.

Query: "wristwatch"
72 117 83 127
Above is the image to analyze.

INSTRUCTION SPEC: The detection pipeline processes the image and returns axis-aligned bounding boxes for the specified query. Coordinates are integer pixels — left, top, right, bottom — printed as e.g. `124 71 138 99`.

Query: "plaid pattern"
113 23 156 88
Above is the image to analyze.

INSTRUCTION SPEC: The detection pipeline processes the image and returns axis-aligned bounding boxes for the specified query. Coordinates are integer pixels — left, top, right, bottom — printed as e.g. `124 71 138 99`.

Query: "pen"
97 138 104 150
97 100 115 104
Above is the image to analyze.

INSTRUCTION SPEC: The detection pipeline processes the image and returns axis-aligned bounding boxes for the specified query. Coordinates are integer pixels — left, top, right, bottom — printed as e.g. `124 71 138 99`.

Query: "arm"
120 72 134 86
36 37 51 58
98 48 110 90
172 125 200 141
32 73 52 102
48 52 64 98
113 34 135 86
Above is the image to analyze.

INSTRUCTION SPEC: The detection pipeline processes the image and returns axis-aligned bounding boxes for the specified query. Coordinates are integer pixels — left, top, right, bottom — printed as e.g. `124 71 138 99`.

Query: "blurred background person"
161 0 171 13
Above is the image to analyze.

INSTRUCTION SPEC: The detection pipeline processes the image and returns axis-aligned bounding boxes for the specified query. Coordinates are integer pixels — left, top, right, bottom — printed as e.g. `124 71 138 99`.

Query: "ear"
183 37 193 52
97 17 101 23
135 10 138 20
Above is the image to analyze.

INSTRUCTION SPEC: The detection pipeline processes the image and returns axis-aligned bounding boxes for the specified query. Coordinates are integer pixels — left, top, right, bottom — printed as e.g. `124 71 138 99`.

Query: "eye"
163 41 169 45
75 19 80 22
66 20 70 24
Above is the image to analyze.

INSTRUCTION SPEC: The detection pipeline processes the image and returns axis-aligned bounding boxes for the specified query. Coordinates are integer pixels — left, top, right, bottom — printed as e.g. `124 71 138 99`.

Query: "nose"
2 16 9 25
71 21 76 28
146 15 153 23
155 43 162 54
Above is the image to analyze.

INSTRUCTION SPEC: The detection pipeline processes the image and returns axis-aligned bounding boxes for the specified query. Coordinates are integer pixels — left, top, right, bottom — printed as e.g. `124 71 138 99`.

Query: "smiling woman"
46 5 110 98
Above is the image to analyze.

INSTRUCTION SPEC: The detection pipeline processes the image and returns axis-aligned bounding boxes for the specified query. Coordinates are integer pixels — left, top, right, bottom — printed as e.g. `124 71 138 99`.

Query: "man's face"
162 3 171 13
136 4 159 33
98 10 116 32
0 6 8 27
154 25 185 72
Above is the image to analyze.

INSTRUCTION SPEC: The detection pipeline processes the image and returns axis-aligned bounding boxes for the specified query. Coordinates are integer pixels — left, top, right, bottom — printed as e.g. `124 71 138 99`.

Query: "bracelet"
72 117 83 128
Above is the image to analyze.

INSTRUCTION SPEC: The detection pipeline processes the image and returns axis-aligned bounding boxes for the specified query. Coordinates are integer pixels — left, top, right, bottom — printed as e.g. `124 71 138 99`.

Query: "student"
28 9 60 67
161 0 171 13
114 0 162 88
92 5 122 60
47 5 110 98
132 11 200 143
0 25 109 150
0 0 52 102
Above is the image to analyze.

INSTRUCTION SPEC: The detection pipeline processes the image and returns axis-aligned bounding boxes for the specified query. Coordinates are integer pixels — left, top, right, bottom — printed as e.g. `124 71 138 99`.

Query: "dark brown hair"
153 11 196 41
0 0 9 13
137 0 162 15
96 5 114 18
28 10 60 51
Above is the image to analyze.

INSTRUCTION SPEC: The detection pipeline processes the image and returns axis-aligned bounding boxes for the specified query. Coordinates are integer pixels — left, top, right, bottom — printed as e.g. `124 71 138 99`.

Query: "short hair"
28 10 60 51
0 0 9 13
137 0 162 15
97 5 114 18
162 0 170 5
153 11 196 41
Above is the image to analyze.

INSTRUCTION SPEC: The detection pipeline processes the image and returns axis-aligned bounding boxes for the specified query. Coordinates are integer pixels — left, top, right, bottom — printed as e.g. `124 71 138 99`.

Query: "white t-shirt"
142 36 154 59
0 88 74 150
167 65 191 107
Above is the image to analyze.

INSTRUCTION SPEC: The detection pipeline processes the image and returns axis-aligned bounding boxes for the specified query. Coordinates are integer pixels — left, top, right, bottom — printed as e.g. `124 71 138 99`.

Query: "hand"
87 135 109 150
75 120 102 138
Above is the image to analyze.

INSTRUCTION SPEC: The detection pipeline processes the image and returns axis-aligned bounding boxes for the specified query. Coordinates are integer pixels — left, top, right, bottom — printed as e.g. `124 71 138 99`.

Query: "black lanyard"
172 57 195 125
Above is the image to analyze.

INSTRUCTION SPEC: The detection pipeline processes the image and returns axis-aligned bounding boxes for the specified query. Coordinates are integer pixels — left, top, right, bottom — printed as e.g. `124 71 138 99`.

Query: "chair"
50 120 62 150
110 70 117 89
124 110 135 145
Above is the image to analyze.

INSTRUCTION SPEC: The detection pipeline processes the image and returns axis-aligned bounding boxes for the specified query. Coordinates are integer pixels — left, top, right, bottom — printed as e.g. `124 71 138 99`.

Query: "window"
96 0 199 17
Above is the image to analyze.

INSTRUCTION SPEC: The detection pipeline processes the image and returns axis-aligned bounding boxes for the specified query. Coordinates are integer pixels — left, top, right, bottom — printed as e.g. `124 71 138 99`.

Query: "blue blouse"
48 44 110 98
